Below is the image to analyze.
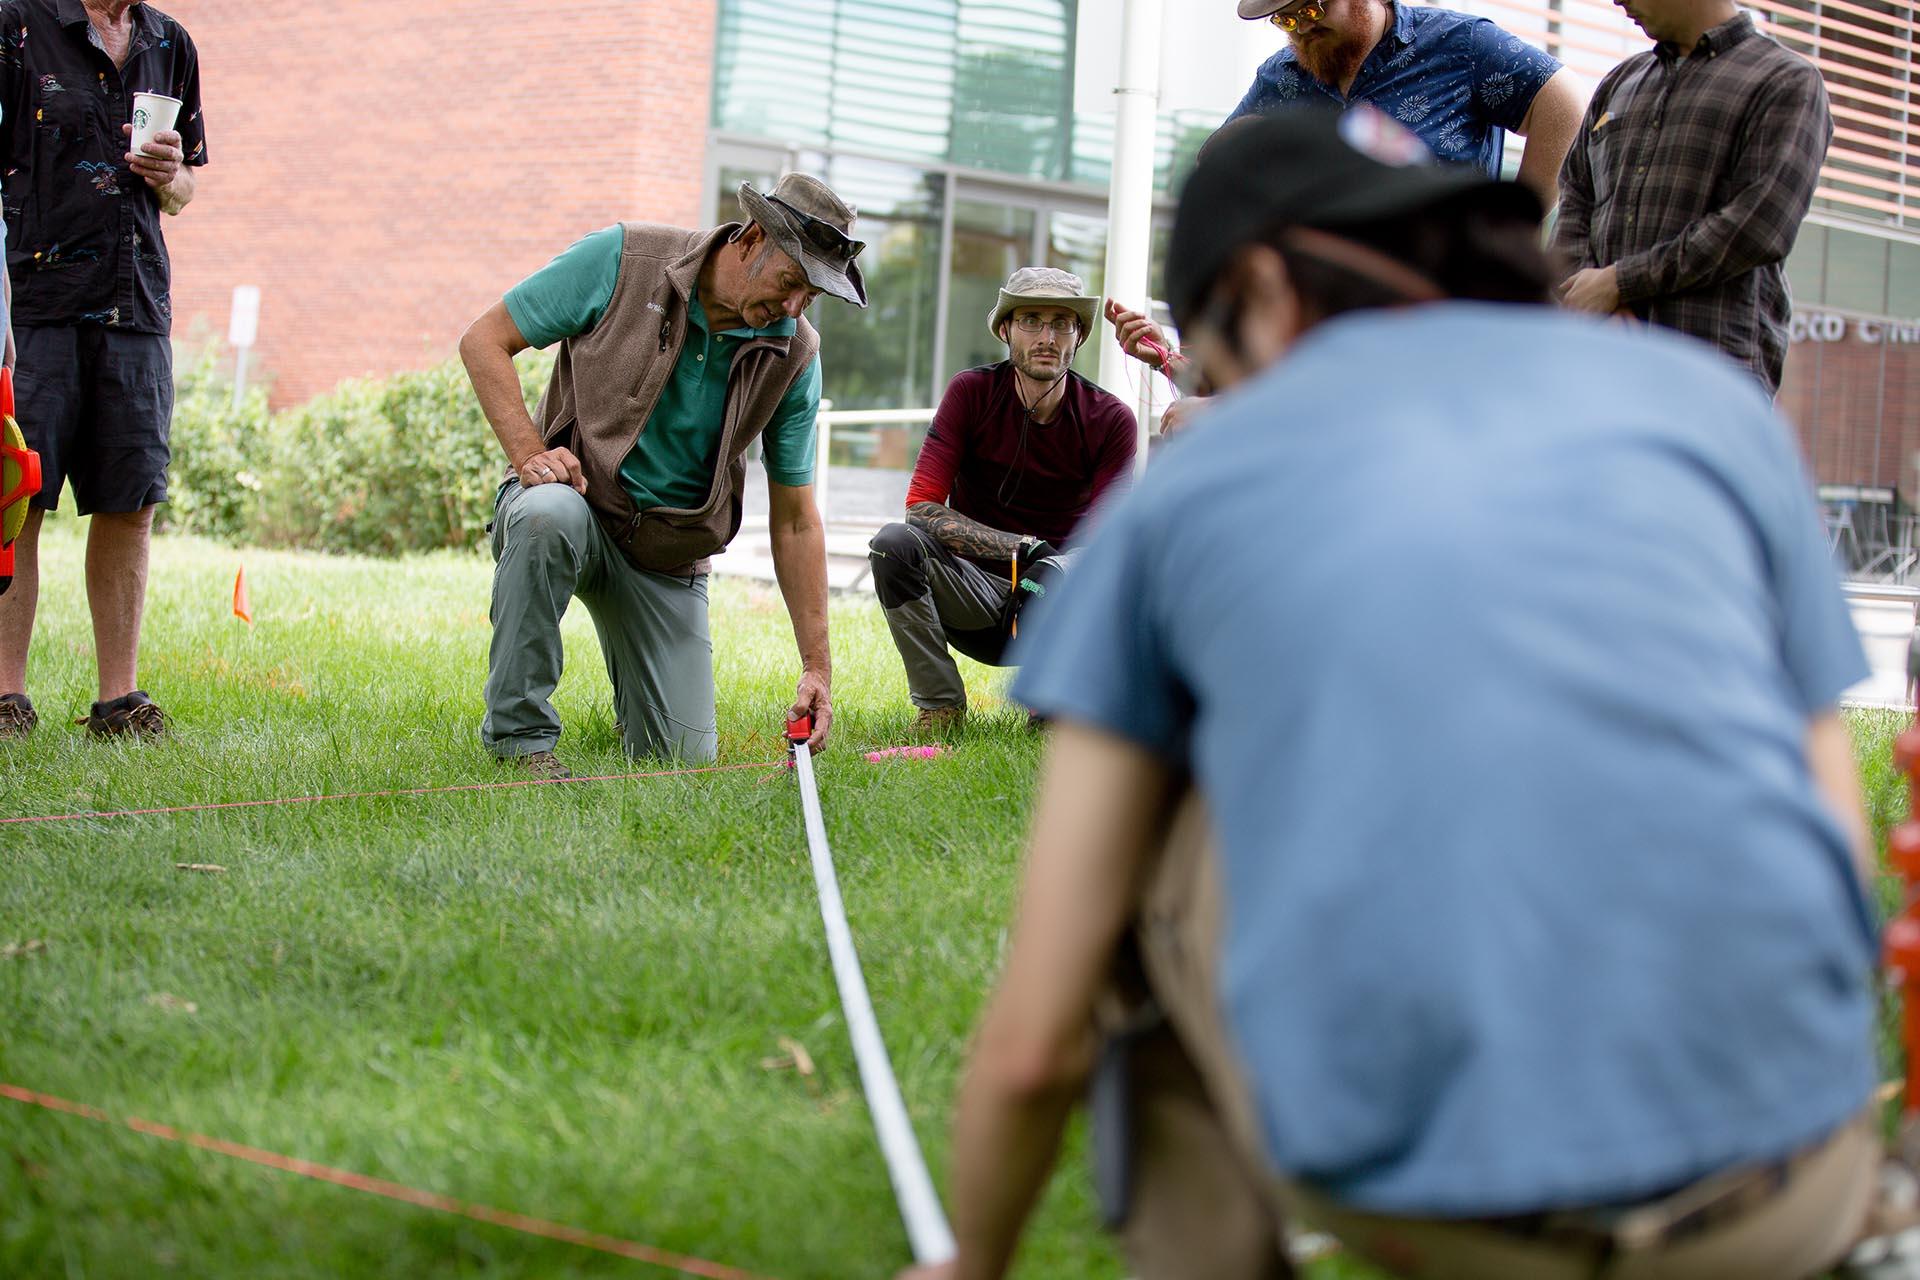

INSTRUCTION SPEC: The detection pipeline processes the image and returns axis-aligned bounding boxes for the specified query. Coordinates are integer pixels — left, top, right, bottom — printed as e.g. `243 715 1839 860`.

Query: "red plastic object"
1889 917 1920 977
1895 728 1920 775
1887 667 1920 1117
864 745 947 763
1892 824 1920 882
0 444 39 514
786 716 813 743
0 367 43 596
1890 916 1920 1113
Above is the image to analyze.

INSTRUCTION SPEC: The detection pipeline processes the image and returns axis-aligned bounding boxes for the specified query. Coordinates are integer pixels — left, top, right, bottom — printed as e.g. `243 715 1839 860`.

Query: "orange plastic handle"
0 435 40 518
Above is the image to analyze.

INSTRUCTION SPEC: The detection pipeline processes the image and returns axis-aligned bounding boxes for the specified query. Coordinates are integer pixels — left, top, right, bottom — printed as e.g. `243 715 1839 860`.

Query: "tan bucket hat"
987 267 1101 342
736 174 869 308
1239 0 1294 16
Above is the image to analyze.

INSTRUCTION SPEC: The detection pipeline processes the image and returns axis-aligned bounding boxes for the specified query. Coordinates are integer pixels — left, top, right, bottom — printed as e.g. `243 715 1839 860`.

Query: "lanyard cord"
997 366 1071 510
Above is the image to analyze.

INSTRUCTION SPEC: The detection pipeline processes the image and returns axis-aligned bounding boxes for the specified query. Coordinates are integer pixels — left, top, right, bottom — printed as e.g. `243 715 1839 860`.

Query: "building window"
1785 223 1827 304
1825 227 1890 315
718 155 945 412
946 199 1038 377
1891 240 1920 318
713 0 1077 182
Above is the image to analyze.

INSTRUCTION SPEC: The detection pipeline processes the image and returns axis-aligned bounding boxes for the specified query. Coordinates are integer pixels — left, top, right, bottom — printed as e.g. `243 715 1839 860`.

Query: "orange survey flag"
232 565 252 624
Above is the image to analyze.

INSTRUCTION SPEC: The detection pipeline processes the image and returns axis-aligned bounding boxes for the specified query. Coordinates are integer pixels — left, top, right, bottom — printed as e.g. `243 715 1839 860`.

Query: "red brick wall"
1781 328 1920 501
157 0 714 407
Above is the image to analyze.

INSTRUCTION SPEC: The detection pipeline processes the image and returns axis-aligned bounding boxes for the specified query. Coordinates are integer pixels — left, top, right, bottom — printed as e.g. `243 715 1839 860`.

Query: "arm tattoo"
907 501 1024 562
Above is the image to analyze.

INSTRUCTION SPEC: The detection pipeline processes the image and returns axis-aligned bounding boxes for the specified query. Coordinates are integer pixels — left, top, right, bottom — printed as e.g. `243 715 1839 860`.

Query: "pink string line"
0 1082 777 1280
0 761 786 826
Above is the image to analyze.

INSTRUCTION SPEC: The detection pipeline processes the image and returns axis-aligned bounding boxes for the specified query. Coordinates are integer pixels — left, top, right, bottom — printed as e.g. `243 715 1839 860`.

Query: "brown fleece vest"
530 221 820 576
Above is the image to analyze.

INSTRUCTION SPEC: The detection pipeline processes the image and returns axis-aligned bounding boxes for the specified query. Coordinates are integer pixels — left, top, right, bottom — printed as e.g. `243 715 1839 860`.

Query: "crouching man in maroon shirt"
869 267 1137 736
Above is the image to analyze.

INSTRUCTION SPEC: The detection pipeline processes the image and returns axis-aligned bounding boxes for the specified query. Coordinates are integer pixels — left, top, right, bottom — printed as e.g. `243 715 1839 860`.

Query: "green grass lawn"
2 512 1907 1280
0 513 1115 1279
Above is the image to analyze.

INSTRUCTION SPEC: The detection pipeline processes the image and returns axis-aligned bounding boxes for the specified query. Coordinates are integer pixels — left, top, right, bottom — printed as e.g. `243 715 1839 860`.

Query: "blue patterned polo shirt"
1226 4 1560 175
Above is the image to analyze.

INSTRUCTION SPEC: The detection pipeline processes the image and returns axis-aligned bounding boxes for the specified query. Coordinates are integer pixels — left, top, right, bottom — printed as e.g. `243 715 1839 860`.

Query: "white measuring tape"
786 724 1343 1269
788 722 957 1265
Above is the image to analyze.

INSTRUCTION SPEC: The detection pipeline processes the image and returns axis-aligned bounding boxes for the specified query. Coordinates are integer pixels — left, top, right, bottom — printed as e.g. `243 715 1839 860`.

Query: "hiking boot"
504 749 571 780
0 692 37 740
911 705 965 739
77 690 167 741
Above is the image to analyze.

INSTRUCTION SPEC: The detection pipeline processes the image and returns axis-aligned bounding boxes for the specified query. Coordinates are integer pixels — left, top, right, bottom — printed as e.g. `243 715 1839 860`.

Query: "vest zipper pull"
660 321 670 352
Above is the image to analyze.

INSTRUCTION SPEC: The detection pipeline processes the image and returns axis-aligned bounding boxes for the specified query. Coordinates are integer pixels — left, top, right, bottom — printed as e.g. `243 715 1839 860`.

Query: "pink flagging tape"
0 1083 775 1280
0 761 785 826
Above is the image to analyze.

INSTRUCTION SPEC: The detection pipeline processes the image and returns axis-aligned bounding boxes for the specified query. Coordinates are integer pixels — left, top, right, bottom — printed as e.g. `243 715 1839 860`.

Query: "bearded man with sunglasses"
867 268 1136 738
1106 0 1583 415
1228 0 1583 210
460 174 864 774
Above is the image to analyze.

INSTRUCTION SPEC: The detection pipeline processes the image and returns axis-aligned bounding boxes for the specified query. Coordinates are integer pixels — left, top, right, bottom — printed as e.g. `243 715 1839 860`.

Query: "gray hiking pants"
868 522 1016 711
481 479 718 763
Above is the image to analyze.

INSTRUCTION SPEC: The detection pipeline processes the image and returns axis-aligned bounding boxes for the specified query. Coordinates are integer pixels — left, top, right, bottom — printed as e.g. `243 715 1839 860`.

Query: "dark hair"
1273 199 1561 324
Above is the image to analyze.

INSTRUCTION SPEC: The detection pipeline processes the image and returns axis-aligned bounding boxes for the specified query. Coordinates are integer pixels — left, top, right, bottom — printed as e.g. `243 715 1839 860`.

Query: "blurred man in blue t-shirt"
899 106 1892 1280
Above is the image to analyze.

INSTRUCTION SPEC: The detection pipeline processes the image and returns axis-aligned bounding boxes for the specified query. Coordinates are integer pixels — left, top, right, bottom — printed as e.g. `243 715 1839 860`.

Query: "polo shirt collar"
738 313 798 338
687 292 796 340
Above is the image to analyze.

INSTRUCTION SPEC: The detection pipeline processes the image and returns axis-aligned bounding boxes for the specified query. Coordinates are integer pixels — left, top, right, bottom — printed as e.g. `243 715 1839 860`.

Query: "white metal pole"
227 284 262 413
231 347 250 412
1097 0 1165 478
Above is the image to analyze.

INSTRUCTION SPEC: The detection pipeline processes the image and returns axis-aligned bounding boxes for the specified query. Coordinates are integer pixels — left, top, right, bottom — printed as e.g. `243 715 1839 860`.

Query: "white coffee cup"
129 91 182 154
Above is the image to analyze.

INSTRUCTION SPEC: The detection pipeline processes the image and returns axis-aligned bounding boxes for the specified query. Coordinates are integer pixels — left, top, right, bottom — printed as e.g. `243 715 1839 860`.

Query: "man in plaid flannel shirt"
1553 0 1830 396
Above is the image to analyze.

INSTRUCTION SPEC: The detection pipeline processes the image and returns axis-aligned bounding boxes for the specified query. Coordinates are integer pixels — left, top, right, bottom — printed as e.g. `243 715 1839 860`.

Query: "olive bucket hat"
736 174 869 308
987 266 1102 342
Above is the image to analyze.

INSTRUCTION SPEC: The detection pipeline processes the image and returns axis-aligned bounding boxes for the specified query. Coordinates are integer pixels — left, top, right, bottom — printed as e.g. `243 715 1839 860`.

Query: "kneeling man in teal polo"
459 174 865 776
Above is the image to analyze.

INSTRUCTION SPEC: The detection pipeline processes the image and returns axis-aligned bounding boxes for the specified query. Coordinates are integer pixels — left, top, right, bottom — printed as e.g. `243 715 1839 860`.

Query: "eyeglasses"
1268 1 1325 31
1011 315 1079 336
768 195 865 264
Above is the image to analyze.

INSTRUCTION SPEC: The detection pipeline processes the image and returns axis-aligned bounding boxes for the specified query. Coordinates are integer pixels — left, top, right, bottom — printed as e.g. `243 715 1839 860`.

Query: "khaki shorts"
1104 790 1880 1280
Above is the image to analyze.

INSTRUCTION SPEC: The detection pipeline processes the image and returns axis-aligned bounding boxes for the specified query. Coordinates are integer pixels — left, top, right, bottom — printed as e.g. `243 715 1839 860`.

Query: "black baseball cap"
1166 104 1541 328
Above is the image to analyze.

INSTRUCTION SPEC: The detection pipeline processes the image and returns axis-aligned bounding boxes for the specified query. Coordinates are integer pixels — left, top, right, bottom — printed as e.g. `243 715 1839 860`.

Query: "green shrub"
164 346 555 556
160 343 274 543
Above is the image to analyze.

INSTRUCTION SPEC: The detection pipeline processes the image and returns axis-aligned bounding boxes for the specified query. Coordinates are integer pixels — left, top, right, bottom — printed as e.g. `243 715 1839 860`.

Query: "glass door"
1046 209 1109 380
943 198 1039 379
941 182 1110 388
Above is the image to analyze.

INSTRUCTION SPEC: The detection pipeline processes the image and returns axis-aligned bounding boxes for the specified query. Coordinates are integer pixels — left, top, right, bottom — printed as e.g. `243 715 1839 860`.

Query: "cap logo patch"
1338 104 1433 167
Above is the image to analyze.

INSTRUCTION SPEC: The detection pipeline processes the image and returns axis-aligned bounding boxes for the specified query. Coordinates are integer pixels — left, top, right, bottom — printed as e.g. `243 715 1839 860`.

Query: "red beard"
1293 26 1372 89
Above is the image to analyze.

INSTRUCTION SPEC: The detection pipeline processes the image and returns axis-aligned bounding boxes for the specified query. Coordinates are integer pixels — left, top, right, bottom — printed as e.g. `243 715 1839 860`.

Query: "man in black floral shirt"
0 0 207 741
